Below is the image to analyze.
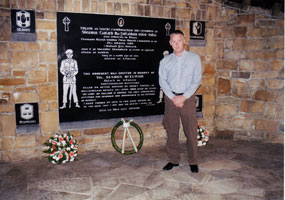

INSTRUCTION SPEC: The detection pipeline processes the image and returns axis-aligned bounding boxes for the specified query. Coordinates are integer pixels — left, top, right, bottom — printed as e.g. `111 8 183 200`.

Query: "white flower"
66 147 70 151
52 161 56 164
61 140 66 146
198 141 202 146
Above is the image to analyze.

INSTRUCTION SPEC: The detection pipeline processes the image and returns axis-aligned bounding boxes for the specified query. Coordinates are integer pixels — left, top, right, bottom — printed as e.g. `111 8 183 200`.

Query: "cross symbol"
62 17 71 32
165 23 171 36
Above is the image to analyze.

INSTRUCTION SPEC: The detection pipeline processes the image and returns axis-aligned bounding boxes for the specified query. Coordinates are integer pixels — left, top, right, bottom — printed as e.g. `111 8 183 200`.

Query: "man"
60 49 80 109
159 30 202 173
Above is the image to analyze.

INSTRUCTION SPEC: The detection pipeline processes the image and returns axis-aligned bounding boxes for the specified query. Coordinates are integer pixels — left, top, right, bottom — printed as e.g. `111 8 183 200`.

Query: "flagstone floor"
0 139 283 200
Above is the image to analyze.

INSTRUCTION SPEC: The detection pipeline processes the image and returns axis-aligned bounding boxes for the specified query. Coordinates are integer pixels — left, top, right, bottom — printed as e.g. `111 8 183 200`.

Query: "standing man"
60 49 80 109
159 30 202 173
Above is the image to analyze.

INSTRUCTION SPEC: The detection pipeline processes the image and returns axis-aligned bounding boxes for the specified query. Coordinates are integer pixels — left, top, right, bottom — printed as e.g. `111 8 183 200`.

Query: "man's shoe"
190 165 199 173
163 162 179 170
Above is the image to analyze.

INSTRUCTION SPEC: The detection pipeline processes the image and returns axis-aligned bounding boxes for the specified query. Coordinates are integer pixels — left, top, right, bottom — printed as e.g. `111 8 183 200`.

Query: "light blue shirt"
159 50 202 99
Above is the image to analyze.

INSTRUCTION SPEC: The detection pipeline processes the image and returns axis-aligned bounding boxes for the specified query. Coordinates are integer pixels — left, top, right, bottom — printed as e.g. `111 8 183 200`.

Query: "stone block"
41 42 56 51
206 5 218 20
39 102 49 111
254 90 274 102
233 80 250 98
28 70 47 84
48 64 57 82
27 43 41 51
0 78 25 86
15 135 36 148
276 105 284 119
65 0 73 11
218 78 231 94
232 72 250 79
49 102 58 110
265 104 277 118
266 79 284 89
77 137 93 145
82 0 90 12
0 104 14 113
270 60 283 71
1 114 16 136
145 5 151 16
248 27 280 37
233 38 267 51
14 92 39 103
215 129 234 139
0 0 9 7
1 137 13 150
276 49 284 59
3 148 36 162
38 84 57 101
40 111 59 133
176 8 190 19
37 133 55 145
84 127 112 135
254 61 269 71
0 9 10 41
37 32 49 41
241 100 264 113
237 14 255 26
0 63 11 74
12 52 38 68
221 27 234 38
202 76 215 87
39 52 57 63
122 3 129 15
252 71 278 79
253 119 278 132
269 36 284 49
239 60 254 71
234 27 247 37
224 39 233 51
248 51 275 60
130 4 137 15
276 90 284 104
215 105 238 116
217 60 237 70
224 51 247 60
74 0 80 12
230 118 252 130
36 20 56 30
98 2 105 13
10 42 25 50
36 0 56 10
107 2 114 13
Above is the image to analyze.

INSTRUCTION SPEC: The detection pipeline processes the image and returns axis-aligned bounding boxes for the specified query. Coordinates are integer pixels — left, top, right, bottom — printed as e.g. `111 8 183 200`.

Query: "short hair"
170 30 184 37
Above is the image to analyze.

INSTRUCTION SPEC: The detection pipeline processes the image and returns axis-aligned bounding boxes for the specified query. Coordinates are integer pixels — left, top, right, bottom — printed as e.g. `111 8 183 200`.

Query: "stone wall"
0 0 283 162
215 11 284 142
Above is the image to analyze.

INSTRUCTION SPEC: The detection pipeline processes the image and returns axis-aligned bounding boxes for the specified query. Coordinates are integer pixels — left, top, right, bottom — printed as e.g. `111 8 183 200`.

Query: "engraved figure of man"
60 49 80 109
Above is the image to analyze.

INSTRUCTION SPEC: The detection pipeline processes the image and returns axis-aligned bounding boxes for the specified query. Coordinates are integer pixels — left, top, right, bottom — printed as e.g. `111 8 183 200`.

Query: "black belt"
172 91 184 96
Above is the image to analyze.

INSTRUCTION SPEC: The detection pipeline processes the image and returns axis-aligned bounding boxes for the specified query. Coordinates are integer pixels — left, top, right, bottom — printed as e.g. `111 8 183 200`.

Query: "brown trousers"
162 95 198 165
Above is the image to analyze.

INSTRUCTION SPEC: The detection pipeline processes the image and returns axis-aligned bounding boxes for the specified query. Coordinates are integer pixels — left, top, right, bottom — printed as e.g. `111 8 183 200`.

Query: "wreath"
197 123 209 146
43 132 79 164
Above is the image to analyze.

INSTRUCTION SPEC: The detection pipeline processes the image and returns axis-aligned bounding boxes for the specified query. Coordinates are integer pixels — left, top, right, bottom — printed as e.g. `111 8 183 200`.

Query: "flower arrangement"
197 123 209 146
43 132 79 164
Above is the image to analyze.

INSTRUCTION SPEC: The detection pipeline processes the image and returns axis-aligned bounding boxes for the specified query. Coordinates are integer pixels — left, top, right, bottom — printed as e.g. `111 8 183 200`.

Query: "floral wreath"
197 123 209 146
43 132 79 164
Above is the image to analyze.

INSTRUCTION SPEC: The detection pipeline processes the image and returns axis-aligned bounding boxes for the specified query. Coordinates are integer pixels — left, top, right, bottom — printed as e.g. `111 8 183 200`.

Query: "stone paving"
0 139 283 200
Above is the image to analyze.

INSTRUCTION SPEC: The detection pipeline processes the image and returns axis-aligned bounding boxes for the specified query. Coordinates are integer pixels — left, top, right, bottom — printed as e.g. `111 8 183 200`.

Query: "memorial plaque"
190 21 206 47
195 95 203 118
11 9 36 41
57 12 175 122
15 103 39 125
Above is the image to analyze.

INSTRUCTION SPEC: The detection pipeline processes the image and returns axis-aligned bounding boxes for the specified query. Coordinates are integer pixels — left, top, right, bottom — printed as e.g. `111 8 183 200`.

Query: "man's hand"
172 95 187 107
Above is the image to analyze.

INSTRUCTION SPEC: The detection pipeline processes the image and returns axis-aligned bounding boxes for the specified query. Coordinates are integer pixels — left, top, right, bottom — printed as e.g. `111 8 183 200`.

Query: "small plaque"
11 9 36 42
190 21 206 47
15 103 39 125
195 95 203 118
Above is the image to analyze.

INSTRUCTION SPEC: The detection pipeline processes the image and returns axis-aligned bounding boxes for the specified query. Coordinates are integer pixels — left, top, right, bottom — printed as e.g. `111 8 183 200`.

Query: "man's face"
66 53 73 59
169 33 185 55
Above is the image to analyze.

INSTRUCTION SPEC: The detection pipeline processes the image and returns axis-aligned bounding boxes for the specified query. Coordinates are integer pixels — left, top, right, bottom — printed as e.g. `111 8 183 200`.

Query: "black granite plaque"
11 9 36 41
57 12 175 122
190 21 206 47
15 103 39 125
195 95 203 118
